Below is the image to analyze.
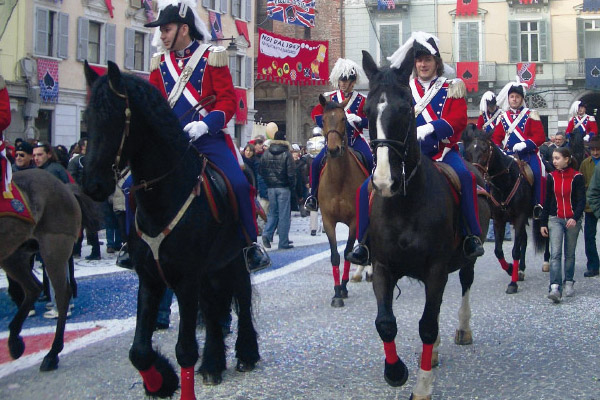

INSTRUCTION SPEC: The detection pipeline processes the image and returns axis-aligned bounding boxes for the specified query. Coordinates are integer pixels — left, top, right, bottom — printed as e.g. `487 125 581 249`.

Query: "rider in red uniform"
0 74 12 199
476 91 501 134
565 100 597 142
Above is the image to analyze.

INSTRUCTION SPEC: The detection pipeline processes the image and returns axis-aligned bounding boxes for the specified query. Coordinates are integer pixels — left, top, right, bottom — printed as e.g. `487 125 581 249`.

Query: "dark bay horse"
82 62 259 399
0 168 98 371
463 126 545 294
361 51 490 399
317 94 369 307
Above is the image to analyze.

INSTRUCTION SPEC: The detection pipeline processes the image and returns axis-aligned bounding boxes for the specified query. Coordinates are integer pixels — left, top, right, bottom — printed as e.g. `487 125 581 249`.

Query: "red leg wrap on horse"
180 366 196 400
332 265 341 286
499 258 510 271
420 343 434 371
383 341 399 364
512 260 519 283
342 260 351 281
139 365 163 393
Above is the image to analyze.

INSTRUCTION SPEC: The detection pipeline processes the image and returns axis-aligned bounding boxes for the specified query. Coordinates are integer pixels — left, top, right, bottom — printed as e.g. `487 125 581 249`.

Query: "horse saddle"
515 159 535 187
0 182 34 224
434 162 461 196
198 159 239 224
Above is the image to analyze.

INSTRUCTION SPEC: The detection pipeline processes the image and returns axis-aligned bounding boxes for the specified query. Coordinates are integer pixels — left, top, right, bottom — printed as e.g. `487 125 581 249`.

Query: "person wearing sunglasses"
12 142 35 171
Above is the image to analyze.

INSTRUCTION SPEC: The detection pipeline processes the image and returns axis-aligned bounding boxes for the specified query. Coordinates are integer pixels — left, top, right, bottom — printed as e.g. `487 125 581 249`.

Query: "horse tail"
68 184 103 232
531 217 545 254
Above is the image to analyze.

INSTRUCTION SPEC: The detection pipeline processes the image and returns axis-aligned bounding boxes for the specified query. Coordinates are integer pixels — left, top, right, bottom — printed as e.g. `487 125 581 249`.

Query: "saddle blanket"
0 183 34 224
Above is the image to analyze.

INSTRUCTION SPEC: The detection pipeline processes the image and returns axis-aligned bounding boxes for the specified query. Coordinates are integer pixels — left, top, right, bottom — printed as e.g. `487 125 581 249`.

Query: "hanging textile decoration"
266 1 316 28
457 62 479 92
456 0 477 16
104 0 114 18
257 28 329 86
517 62 536 89
518 0 538 4
377 0 395 10
585 58 600 90
37 58 59 103
209 11 224 40
142 0 155 24
234 88 248 125
235 20 250 47
583 0 600 12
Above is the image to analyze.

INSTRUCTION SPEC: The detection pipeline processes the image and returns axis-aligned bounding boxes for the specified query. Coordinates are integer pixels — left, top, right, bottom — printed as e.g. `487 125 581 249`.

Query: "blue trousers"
309 135 373 197
548 216 581 291
520 152 545 206
355 149 481 243
193 135 257 243
584 212 599 273
262 187 292 248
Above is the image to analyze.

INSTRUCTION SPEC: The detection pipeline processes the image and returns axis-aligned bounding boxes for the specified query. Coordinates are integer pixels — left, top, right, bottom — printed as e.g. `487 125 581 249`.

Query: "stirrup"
347 244 370 266
243 243 271 273
304 195 318 212
463 235 484 259
533 204 543 220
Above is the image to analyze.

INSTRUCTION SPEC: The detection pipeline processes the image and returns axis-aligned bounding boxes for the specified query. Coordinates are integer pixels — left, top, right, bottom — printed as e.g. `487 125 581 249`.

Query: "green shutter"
77 17 89 61
124 28 135 70
539 20 548 62
58 13 69 59
577 18 585 59
469 23 479 61
245 0 252 22
509 21 519 63
105 23 116 63
35 8 49 56
458 23 467 61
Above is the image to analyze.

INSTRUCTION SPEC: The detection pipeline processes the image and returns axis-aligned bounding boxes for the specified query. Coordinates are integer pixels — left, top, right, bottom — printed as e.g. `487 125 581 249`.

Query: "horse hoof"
340 289 348 299
454 329 473 345
202 372 222 386
542 262 550 272
409 394 432 400
8 335 25 359
40 355 59 372
331 297 344 308
505 282 518 294
350 275 362 283
518 271 525 281
384 359 409 387
236 359 256 372
365 273 373 282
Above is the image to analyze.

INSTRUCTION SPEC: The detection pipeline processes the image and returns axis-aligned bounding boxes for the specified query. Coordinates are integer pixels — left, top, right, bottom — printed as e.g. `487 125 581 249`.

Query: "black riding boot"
347 243 370 266
245 244 271 273
463 235 485 259
304 195 318 212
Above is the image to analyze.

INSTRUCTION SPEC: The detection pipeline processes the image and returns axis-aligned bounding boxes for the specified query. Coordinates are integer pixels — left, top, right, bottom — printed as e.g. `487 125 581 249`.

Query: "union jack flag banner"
378 0 396 10
266 0 316 28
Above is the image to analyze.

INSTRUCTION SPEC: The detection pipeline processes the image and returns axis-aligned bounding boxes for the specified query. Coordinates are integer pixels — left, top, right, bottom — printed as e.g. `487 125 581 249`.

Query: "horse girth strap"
135 157 208 288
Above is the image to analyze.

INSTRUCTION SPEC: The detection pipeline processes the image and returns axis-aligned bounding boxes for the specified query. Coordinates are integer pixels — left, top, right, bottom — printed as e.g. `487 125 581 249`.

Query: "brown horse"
0 168 98 371
317 94 370 307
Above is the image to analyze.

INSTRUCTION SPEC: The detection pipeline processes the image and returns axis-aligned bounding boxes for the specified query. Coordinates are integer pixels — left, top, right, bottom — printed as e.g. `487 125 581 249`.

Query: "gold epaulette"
529 110 540 121
150 54 162 72
0 76 5 90
208 46 228 67
448 78 466 99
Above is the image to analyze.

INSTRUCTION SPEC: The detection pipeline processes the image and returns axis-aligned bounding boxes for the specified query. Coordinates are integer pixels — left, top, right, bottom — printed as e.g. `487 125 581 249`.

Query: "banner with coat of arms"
266 1 316 28
37 58 59 103
517 62 536 89
585 58 600 90
457 62 478 92
257 29 329 86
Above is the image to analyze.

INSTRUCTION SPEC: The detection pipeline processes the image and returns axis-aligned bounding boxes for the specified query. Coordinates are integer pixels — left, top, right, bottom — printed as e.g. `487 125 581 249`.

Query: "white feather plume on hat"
329 58 365 86
569 101 582 117
479 91 497 113
151 0 211 53
496 76 528 111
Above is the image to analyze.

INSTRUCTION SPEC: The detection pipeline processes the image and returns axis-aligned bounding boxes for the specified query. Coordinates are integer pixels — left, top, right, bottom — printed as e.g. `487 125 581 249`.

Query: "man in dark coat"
259 131 296 249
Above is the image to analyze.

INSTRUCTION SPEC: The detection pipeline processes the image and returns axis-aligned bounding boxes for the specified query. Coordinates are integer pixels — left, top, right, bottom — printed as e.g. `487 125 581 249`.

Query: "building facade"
0 0 256 147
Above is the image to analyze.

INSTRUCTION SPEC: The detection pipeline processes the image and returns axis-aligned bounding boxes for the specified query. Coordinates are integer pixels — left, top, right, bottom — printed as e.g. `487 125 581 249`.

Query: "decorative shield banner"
457 62 478 92
37 58 59 103
266 1 316 28
517 62 536 89
584 0 600 12
142 0 154 24
585 58 600 90
209 11 223 40
234 88 248 125
377 0 396 10
257 29 329 86
456 0 477 16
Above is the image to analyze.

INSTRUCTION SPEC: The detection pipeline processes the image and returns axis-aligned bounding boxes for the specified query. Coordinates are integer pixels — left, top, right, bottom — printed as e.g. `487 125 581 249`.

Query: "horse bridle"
325 128 347 154
370 121 421 197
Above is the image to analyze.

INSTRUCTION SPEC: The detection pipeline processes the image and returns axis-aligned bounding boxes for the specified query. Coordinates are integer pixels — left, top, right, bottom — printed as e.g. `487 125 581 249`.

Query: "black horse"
82 61 259 399
361 51 490 399
568 130 586 169
463 125 545 294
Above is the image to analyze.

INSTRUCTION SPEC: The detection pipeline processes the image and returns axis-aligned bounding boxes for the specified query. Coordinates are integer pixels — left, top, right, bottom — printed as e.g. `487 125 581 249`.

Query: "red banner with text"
257 28 329 86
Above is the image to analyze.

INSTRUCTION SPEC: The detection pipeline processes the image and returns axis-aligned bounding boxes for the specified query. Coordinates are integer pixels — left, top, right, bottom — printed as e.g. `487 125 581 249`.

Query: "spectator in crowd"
291 143 309 216
580 136 600 277
54 145 70 169
12 142 35 171
539 133 557 172
259 131 296 250
540 147 585 303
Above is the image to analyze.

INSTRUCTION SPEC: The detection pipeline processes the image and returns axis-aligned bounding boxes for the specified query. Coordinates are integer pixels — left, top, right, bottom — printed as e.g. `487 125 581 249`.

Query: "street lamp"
211 36 239 56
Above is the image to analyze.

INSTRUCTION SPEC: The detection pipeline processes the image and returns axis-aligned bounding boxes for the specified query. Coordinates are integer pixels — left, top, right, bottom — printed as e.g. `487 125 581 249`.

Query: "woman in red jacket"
540 147 585 303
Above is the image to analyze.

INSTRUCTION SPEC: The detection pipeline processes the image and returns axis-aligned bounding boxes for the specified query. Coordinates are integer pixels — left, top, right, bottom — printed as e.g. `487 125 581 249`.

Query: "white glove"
584 134 590 142
346 113 362 125
416 123 435 141
184 121 209 141
512 142 527 152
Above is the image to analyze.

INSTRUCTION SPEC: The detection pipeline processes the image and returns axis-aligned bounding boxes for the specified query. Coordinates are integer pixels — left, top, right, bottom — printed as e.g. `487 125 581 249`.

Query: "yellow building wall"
550 0 579 61
0 1 27 82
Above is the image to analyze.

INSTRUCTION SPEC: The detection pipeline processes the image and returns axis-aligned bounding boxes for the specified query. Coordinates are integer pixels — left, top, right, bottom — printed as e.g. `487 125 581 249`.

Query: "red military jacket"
492 107 545 155
0 79 10 144
149 41 236 133
476 109 501 134
311 90 369 139
565 114 598 139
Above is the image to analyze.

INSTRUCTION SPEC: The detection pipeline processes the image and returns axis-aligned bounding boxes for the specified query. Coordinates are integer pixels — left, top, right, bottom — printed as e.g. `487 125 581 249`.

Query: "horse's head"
320 94 349 158
463 127 493 175
362 50 417 197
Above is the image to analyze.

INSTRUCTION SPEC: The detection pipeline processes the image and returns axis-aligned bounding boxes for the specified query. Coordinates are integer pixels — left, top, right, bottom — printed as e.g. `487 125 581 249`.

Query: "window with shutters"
35 8 69 59
583 19 600 58
520 21 539 62
204 0 218 10
378 23 400 67
134 32 145 71
456 21 480 61
88 21 102 64
232 0 242 17
229 54 252 88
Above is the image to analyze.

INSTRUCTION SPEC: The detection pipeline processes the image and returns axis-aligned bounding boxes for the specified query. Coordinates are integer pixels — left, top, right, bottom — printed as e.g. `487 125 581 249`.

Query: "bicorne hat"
145 1 211 50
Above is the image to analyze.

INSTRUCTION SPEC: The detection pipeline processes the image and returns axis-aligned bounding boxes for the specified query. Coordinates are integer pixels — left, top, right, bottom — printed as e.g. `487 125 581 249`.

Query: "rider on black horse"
145 1 269 271
0 74 12 200
348 32 485 265
304 58 374 212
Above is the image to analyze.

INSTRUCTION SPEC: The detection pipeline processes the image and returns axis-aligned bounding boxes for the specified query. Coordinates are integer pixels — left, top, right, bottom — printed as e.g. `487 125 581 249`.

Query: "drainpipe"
340 0 345 58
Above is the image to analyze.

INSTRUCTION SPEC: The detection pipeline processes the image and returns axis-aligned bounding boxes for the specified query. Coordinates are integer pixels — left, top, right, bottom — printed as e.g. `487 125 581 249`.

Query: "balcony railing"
564 59 585 79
